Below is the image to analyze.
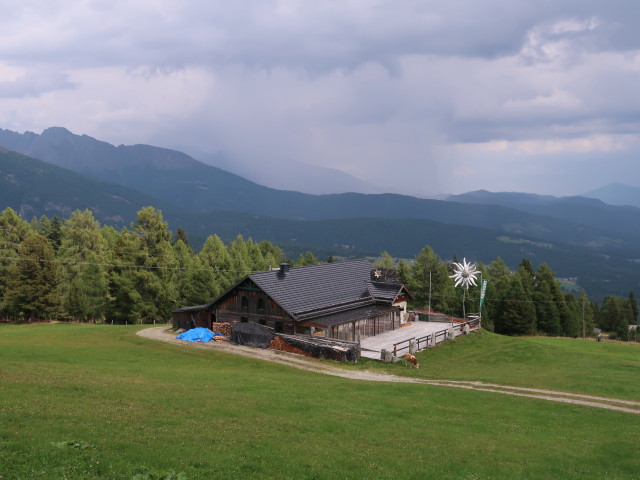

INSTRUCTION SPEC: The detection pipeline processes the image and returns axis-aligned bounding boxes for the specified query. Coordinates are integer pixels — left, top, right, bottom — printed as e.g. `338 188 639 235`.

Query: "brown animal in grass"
403 353 419 368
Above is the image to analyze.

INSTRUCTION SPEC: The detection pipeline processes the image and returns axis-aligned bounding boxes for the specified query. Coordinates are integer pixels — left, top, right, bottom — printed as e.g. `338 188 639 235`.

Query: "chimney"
279 263 290 274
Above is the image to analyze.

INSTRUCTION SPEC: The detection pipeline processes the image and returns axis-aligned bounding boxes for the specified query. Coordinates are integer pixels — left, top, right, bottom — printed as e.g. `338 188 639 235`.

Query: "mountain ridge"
1 127 635 251
582 182 640 208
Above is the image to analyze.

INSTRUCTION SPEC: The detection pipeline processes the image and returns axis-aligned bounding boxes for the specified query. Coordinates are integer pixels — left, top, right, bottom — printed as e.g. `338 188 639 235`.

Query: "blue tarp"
176 327 221 343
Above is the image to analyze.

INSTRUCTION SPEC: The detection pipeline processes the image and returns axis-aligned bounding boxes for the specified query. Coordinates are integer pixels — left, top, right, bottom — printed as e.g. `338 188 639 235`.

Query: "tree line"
377 247 638 341
0 207 289 324
0 206 637 339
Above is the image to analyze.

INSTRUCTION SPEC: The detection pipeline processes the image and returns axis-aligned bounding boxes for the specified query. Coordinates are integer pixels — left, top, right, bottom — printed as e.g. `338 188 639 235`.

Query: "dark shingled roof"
367 282 405 303
203 259 411 328
172 304 211 313
249 259 376 319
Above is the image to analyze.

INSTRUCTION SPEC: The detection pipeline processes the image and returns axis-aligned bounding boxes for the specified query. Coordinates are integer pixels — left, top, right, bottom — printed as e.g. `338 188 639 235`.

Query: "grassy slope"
352 331 640 400
0 324 638 479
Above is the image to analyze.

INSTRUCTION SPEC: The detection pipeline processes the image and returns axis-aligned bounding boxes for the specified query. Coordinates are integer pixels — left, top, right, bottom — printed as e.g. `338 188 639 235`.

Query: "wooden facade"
213 279 297 334
172 305 214 330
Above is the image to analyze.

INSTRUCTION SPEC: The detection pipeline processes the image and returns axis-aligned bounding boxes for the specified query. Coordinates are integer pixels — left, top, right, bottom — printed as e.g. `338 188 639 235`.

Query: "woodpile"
211 322 232 336
278 334 360 362
268 336 313 357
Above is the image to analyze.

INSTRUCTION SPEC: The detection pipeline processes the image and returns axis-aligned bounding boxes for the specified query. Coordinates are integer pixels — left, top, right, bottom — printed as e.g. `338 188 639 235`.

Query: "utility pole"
479 272 483 317
582 293 586 340
428 270 432 321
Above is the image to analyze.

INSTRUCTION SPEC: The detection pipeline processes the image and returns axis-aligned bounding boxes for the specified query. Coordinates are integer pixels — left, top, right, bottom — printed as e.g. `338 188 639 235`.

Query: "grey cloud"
4 1 640 73
0 72 75 99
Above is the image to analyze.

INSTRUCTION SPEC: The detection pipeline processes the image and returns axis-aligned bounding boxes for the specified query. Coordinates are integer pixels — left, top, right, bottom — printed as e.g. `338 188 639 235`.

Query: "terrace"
359 317 480 359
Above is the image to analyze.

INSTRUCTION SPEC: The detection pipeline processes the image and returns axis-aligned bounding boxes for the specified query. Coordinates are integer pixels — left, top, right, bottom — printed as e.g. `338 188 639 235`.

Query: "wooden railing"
416 334 431 350
393 337 415 356
390 318 481 357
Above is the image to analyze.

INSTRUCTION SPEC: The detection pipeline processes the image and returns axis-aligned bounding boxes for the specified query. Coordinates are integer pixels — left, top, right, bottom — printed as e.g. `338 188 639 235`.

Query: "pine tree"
173 239 218 307
483 257 512 332
0 208 34 315
494 275 536 335
564 294 582 338
396 259 412 286
3 235 61 320
598 296 622 332
535 263 576 336
533 281 560 335
172 226 191 248
627 291 638 325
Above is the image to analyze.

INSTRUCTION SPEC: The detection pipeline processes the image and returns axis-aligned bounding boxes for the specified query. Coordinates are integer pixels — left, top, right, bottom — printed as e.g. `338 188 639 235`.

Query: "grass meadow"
1 324 639 479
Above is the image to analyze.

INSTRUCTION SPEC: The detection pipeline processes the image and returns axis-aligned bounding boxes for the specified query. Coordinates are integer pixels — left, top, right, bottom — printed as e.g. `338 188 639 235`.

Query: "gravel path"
137 327 640 415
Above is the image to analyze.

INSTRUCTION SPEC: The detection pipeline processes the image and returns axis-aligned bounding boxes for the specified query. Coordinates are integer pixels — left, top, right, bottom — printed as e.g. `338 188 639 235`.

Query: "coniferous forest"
0 206 637 340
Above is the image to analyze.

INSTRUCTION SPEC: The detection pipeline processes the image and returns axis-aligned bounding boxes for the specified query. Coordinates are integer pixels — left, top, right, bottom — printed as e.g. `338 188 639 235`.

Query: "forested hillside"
0 207 637 340
0 147 182 228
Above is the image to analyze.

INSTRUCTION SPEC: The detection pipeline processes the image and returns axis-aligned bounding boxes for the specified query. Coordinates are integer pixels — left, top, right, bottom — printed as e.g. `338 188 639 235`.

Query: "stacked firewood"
268 336 313 357
211 322 232 336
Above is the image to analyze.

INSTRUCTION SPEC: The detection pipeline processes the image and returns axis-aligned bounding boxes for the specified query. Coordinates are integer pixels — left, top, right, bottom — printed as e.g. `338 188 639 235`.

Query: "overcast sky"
1 1 639 196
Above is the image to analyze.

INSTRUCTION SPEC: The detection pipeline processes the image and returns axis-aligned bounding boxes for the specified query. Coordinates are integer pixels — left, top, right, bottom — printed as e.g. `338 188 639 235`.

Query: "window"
275 321 283 333
241 296 248 311
257 298 265 312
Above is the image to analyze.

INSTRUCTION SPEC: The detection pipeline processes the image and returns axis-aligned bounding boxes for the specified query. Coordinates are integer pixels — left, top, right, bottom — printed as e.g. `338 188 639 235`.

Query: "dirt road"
137 327 640 415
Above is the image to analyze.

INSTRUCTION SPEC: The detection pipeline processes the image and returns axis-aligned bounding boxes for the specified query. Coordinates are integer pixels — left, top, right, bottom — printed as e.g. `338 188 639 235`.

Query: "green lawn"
0 324 638 479
352 330 640 401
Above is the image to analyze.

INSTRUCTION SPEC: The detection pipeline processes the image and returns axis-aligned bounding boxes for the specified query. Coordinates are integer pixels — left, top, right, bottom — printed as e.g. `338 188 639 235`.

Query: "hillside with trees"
1 207 637 340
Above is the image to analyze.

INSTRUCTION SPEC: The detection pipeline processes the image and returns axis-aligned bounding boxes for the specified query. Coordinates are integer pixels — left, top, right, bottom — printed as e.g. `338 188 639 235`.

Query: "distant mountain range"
446 190 640 239
2 126 640 300
582 183 640 209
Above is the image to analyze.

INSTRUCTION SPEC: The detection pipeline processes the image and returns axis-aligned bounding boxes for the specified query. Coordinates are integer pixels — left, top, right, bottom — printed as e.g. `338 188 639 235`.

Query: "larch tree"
375 251 395 269
295 251 319 267
132 207 178 322
57 210 111 322
199 234 233 297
